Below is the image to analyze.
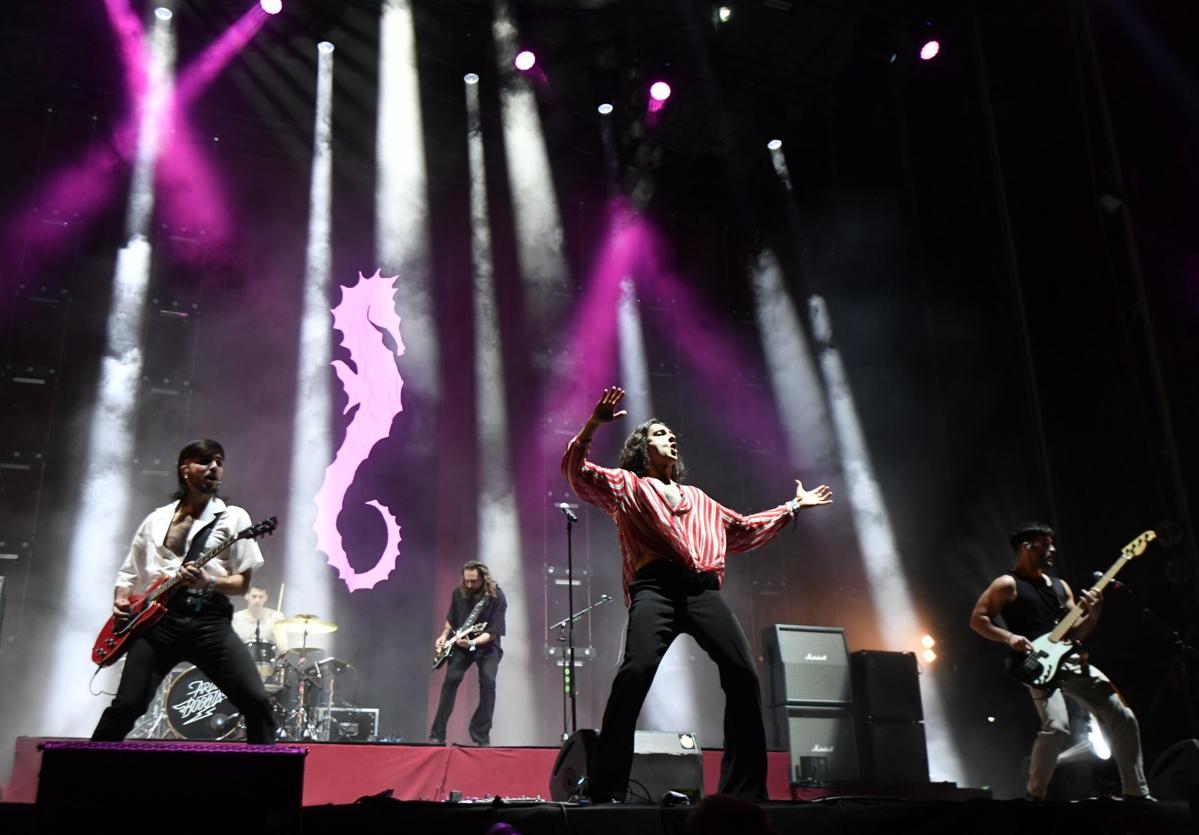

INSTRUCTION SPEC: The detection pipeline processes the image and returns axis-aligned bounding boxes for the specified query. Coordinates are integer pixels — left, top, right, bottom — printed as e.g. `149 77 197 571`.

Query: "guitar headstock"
1121 530 1156 559
239 516 279 541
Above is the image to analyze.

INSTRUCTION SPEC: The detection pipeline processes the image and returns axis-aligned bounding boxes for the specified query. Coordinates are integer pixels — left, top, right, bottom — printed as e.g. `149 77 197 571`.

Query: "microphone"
599 594 613 602
556 502 579 523
1093 571 1126 591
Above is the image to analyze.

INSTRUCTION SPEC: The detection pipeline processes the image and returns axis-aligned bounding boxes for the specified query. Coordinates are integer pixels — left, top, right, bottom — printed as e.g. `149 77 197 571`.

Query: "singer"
92 439 276 743
969 523 1151 800
562 387 834 802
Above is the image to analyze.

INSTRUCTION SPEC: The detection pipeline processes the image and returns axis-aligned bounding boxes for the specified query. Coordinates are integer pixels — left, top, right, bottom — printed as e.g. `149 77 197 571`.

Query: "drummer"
232 585 289 654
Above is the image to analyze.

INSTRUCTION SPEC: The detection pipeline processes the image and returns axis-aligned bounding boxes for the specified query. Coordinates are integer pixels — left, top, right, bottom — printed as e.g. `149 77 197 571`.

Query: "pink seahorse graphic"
313 269 405 592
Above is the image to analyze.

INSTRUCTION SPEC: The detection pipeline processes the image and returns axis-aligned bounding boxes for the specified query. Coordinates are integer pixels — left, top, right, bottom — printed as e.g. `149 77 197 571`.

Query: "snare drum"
166 666 243 740
246 639 277 682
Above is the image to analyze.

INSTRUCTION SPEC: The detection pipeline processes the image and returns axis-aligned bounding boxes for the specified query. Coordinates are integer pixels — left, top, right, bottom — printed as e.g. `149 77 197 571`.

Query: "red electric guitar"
91 516 278 667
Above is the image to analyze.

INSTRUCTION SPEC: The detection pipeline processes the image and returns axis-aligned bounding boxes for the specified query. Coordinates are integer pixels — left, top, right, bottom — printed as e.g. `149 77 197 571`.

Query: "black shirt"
1001 571 1067 640
446 586 507 652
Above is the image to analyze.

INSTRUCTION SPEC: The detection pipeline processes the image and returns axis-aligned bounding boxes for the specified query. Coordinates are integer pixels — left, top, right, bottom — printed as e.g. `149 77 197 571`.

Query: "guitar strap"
184 511 225 564
182 511 224 613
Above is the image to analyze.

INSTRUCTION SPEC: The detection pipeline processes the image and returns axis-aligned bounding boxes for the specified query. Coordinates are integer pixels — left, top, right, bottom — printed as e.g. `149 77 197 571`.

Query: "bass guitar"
91 516 278 667
1009 530 1156 686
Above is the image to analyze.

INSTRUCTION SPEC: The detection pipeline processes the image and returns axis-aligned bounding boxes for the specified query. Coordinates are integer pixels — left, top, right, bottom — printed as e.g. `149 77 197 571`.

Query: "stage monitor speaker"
858 720 929 786
762 625 852 709
549 728 599 801
773 706 859 784
628 730 704 802
851 650 923 722
36 741 305 833
549 729 704 802
1149 739 1199 803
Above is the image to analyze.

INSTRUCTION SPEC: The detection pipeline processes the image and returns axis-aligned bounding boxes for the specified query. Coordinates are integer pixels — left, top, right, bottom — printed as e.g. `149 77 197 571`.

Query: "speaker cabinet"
771 706 859 783
628 730 704 802
1149 739 1199 803
851 650 923 721
763 625 852 708
36 741 305 832
858 720 929 785
549 729 704 802
549 729 599 801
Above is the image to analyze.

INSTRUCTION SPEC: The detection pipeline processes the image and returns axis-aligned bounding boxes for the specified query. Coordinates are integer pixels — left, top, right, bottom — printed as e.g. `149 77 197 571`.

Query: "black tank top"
1001 571 1067 638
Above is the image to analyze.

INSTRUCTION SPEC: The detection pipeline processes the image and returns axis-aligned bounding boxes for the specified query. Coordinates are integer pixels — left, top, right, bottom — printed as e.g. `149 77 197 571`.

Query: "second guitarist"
969 522 1150 801
429 561 507 746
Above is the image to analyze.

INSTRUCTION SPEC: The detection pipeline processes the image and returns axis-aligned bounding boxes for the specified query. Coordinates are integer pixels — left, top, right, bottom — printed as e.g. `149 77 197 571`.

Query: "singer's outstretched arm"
561 387 632 516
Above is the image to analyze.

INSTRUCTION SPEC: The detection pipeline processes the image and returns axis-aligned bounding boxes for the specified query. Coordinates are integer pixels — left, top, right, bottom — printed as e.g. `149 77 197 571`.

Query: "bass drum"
166 666 244 740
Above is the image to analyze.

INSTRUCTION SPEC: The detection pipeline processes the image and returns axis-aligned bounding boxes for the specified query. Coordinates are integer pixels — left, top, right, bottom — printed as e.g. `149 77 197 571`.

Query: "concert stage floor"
3 738 1192 834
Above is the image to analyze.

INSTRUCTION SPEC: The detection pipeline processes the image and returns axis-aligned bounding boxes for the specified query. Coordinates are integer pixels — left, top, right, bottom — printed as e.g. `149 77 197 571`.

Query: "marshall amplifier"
770 705 859 784
762 625 852 709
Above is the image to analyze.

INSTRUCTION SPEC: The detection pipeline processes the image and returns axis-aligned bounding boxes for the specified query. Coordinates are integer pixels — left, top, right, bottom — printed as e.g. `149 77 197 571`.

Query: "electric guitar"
91 516 278 667
431 622 489 670
1009 530 1156 686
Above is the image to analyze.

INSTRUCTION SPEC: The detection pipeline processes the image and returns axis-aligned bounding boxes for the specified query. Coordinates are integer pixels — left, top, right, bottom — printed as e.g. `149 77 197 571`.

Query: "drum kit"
129 613 359 742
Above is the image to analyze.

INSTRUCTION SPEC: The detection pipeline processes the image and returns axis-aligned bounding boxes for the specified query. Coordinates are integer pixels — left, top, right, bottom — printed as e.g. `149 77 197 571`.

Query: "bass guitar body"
1009 634 1079 687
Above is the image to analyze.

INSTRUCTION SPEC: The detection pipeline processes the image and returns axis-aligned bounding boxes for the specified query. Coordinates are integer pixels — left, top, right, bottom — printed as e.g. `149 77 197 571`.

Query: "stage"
2 737 1192 834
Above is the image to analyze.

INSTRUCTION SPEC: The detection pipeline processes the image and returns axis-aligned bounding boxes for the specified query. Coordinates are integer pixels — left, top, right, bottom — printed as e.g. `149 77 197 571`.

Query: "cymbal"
277 614 338 634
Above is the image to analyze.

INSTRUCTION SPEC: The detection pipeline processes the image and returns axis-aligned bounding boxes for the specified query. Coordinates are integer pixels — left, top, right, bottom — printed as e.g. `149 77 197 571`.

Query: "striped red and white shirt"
562 434 798 604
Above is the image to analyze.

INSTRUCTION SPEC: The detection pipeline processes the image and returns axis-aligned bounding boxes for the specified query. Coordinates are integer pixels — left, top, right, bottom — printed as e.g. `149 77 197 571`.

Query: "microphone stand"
550 595 616 741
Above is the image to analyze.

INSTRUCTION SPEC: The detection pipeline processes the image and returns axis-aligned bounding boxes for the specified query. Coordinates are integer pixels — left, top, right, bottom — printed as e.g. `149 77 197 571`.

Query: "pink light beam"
313 270 406 592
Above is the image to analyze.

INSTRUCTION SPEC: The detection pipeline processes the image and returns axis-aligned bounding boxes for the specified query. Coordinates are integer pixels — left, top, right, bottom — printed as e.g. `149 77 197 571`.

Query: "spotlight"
464 72 480 85
986 716 996 723
921 634 935 649
922 648 937 663
317 41 334 54
514 50 536 72
260 0 282 13
718 6 732 23
649 81 672 102
154 7 173 20
766 139 782 151
597 102 613 115
919 39 940 61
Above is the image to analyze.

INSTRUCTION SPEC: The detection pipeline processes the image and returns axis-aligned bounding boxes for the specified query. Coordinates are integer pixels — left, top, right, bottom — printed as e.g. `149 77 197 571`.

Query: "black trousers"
430 647 501 744
92 595 276 744
592 560 768 802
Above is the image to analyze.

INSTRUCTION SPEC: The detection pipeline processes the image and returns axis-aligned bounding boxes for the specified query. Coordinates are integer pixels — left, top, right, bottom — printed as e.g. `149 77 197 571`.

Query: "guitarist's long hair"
462 560 497 598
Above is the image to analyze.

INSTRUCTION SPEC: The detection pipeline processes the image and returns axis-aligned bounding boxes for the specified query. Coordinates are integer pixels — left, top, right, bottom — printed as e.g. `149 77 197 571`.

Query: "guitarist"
429 561 507 746
969 523 1150 800
91 439 276 744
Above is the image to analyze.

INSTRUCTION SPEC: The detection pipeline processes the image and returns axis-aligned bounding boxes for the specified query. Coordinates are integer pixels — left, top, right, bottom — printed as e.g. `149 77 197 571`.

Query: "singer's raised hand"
591 387 628 424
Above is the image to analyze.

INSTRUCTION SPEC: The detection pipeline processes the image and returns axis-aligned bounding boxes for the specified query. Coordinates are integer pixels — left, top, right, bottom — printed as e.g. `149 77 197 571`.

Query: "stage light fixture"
718 6 732 23
514 50 536 71
318 41 334 54
260 0 283 13
155 6 173 20
597 102 613 115
766 138 782 151
922 649 937 663
921 634 935 649
649 81 672 102
920 39 940 60
464 72 480 84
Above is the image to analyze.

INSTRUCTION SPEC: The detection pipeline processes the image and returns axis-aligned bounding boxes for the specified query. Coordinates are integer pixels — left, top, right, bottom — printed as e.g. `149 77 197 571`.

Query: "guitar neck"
1047 554 1130 642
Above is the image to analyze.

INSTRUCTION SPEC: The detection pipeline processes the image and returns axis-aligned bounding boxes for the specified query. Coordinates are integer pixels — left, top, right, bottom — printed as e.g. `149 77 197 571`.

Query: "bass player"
969 522 1150 800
